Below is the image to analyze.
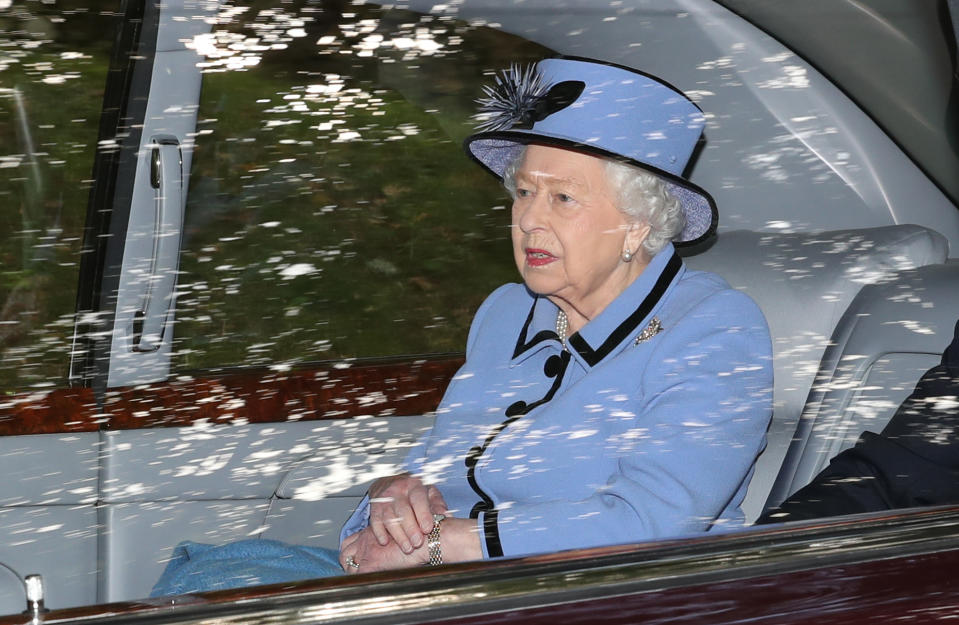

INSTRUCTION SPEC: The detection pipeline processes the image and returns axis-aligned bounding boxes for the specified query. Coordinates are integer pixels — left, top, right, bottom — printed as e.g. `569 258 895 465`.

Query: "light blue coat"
343 244 773 558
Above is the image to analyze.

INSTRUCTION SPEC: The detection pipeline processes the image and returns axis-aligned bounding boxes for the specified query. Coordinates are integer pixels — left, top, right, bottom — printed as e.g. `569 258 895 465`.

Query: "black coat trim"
512 301 560 360
483 510 503 558
567 252 681 368
466 350 572 554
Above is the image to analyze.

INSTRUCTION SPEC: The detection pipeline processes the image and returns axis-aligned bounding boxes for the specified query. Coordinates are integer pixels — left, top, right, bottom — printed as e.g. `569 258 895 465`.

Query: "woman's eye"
556 193 573 203
516 188 531 198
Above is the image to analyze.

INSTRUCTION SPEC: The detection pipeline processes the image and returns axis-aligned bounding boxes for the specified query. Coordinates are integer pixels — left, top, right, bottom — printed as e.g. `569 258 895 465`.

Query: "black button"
505 400 527 417
544 354 563 377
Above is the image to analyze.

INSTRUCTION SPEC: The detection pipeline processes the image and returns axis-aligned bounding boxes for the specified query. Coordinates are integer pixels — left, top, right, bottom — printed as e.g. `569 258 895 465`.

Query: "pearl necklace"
555 309 569 348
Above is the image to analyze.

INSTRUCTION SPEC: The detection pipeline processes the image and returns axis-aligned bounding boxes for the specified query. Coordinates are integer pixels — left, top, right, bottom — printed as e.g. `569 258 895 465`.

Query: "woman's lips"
525 248 556 267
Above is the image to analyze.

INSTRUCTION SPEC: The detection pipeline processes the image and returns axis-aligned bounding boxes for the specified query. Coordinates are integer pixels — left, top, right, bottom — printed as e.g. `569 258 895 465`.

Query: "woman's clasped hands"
338 473 448 574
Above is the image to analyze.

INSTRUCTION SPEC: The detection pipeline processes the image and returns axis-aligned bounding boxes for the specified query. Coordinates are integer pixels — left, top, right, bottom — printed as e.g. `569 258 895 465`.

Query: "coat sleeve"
479 289 773 558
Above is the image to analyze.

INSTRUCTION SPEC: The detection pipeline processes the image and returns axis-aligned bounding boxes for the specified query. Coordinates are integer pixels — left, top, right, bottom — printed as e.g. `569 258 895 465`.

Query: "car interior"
0 0 957 616
1 226 955 613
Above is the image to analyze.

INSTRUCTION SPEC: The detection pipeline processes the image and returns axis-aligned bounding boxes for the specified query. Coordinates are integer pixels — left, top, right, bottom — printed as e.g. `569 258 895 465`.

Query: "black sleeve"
757 432 959 524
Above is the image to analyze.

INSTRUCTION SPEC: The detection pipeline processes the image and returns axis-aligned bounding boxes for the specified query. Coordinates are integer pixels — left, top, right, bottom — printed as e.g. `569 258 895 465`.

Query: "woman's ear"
624 221 651 258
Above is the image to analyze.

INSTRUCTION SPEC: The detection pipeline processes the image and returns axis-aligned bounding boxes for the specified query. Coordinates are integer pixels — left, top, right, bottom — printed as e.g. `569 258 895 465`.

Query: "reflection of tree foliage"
173 3 551 370
0 0 553 387
0 1 117 391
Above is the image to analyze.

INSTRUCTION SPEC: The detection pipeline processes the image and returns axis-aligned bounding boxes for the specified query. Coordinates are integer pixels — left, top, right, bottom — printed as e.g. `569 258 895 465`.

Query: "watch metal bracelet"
427 513 446 566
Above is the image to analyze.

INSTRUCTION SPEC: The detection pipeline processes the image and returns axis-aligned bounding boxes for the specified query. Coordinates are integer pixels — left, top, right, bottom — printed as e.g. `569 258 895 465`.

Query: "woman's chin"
521 275 562 298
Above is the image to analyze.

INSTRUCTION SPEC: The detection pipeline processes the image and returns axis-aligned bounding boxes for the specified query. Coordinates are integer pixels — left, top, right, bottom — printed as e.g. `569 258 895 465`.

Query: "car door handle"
132 134 183 352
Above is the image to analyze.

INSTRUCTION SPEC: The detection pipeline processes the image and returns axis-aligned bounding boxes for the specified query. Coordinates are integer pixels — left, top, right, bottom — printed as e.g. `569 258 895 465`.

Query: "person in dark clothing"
758 318 959 524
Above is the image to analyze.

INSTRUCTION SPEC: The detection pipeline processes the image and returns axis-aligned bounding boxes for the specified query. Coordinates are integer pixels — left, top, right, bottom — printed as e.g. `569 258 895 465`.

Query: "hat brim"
464 131 718 247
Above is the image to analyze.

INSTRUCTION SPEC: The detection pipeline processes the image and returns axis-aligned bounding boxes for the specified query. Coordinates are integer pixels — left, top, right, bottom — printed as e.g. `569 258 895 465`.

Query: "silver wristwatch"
427 513 446 566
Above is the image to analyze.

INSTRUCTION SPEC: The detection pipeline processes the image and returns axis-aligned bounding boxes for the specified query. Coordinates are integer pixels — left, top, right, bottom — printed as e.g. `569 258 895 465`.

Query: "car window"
169 0 959 376
171 2 548 372
0 1 116 392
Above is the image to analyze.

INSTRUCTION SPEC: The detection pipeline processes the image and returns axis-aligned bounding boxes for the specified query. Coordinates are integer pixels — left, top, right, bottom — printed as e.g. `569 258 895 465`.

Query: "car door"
67 0 213 393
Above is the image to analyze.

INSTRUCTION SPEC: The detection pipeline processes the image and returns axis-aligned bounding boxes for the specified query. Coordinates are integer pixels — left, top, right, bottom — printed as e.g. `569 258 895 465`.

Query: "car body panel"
2 508 959 624
103 2 212 387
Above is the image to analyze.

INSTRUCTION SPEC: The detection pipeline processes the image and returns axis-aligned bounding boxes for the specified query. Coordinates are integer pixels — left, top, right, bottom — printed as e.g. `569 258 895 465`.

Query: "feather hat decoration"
474 64 586 132
474 64 551 132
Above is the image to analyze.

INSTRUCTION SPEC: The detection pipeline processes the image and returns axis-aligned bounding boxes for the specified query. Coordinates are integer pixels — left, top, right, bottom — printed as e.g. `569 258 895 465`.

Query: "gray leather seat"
98 416 432 603
768 261 959 506
684 224 948 519
0 433 99 615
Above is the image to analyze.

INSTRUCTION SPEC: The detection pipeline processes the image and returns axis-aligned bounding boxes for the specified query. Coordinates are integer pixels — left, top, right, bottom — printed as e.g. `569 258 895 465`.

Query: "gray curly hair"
502 146 685 257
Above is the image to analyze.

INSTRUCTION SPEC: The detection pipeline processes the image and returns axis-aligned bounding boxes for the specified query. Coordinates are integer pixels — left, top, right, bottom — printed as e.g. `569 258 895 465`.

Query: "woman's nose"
516 194 547 233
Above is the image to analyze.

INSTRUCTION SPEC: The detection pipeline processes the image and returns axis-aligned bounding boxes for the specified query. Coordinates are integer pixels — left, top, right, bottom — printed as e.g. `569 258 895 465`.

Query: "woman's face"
511 144 650 323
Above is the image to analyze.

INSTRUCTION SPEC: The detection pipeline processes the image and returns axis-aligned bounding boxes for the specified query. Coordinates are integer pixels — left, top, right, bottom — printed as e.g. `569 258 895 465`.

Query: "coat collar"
511 244 684 368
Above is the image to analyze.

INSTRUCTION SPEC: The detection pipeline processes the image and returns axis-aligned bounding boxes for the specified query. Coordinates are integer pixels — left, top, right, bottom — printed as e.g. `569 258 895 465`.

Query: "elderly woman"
151 58 772 594
337 57 772 573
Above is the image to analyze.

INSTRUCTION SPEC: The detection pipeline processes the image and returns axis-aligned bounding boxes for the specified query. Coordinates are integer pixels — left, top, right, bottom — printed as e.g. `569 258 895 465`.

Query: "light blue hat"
464 57 717 246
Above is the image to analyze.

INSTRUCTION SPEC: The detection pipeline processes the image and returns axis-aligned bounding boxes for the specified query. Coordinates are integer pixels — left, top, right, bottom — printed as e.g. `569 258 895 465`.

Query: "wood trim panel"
0 387 99 435
0 356 463 434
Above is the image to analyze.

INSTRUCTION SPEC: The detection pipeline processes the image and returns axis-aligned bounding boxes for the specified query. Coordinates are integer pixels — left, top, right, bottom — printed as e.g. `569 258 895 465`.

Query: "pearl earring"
622 249 633 262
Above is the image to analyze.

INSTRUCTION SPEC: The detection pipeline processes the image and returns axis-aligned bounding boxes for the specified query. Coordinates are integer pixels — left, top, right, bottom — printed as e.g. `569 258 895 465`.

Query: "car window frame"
69 0 162 398
3 506 958 624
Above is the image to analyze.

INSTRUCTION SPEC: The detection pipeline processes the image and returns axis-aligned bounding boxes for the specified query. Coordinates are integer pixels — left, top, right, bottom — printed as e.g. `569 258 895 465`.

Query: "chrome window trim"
28 507 959 625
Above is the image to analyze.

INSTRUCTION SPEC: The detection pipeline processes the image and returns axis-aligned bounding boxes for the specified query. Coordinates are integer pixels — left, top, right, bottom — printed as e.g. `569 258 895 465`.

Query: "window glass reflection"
0 1 115 392
173 2 549 371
